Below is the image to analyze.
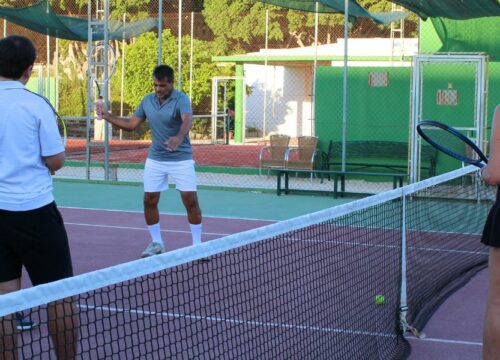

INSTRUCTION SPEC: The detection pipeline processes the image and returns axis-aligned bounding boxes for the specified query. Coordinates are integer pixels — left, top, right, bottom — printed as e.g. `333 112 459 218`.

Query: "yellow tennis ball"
375 295 385 305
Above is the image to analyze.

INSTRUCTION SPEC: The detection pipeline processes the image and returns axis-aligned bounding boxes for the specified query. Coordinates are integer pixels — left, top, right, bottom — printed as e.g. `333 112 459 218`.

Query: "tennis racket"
24 89 67 146
90 41 116 120
416 120 488 168
55 110 67 147
90 42 116 95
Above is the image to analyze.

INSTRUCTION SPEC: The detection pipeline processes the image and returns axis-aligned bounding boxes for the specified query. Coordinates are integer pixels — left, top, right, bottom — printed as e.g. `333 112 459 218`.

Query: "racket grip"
96 97 103 120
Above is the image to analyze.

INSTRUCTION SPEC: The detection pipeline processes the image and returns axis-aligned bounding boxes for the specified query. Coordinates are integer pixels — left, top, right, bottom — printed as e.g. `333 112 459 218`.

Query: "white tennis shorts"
143 158 197 192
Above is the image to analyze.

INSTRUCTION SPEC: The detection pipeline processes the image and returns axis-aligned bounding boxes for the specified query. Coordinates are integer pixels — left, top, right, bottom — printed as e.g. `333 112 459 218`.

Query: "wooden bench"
323 141 437 177
274 168 407 198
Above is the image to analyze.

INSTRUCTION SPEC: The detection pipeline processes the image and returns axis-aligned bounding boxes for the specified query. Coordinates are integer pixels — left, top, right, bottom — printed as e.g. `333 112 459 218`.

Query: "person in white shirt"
0 35 78 359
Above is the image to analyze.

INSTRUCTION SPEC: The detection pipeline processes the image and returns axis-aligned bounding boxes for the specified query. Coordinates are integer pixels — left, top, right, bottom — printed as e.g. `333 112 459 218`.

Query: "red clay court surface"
65 139 264 167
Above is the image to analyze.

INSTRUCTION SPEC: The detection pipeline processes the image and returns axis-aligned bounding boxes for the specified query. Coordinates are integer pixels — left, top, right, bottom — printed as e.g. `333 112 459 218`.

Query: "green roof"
213 54 412 63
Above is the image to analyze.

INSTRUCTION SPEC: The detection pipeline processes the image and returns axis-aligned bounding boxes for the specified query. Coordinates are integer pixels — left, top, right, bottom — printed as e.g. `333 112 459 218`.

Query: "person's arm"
96 101 142 131
43 152 65 174
166 112 193 151
482 105 500 185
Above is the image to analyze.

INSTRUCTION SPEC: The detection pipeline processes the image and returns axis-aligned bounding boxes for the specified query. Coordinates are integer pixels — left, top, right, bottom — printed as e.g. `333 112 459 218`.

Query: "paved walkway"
55 165 400 195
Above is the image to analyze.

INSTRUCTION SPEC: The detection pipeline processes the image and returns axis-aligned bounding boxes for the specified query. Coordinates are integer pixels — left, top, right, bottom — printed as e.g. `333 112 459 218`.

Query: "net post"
399 188 427 339
398 188 409 333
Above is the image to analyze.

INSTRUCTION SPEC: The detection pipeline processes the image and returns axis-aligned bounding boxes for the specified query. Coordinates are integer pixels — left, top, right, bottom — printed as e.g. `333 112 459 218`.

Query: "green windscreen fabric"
390 0 500 20
0 0 157 41
431 17 500 59
256 0 408 24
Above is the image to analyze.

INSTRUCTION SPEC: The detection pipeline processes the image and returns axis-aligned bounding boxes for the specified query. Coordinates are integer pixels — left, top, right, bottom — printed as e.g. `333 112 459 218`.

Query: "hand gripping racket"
416 120 488 168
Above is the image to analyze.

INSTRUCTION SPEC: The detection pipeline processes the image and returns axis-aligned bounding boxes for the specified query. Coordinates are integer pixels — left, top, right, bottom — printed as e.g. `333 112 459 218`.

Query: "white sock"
148 223 163 245
190 223 202 245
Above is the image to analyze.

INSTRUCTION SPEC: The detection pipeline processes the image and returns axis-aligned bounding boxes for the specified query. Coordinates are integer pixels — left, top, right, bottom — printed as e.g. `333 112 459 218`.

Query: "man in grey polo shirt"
96 65 202 257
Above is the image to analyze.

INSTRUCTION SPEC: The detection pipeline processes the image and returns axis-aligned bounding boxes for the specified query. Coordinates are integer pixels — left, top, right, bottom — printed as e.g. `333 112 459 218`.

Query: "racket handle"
96 97 103 120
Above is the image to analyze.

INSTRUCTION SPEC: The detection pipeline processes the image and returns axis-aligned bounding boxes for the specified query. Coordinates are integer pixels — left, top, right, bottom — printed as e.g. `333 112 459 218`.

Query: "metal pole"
312 3 319 136
178 0 182 90
45 0 50 102
399 191 409 334
262 9 269 138
157 0 163 65
120 13 126 140
189 11 194 100
211 78 217 144
224 81 228 144
86 0 92 180
409 56 421 184
55 38 59 111
341 0 349 172
46 35 50 102
103 0 110 179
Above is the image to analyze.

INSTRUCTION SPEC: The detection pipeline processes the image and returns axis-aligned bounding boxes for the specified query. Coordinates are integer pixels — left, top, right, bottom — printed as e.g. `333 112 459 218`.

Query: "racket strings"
425 128 478 162
56 114 67 147
90 41 117 98
417 120 487 167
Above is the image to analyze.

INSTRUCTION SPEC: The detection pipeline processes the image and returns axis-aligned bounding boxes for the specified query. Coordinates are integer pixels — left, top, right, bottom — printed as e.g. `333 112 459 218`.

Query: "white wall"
244 64 313 138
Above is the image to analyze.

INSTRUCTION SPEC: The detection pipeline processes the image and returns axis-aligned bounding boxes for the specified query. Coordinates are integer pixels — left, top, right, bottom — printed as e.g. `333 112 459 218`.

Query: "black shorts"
0 202 73 285
482 187 500 248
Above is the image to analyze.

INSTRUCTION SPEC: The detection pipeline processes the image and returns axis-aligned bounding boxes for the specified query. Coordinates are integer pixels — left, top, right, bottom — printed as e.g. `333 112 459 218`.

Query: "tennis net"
0 166 494 359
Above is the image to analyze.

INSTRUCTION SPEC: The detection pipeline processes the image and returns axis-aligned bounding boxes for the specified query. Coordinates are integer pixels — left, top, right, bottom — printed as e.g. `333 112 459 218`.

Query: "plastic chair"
259 134 291 175
285 136 319 178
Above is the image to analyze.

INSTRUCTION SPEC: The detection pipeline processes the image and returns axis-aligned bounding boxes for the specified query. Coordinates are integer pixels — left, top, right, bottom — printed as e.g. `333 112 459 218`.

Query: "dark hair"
153 65 174 83
0 35 37 80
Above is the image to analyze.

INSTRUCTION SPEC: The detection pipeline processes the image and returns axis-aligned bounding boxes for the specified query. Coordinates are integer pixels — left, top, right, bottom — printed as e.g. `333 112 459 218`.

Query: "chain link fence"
2 0 498 196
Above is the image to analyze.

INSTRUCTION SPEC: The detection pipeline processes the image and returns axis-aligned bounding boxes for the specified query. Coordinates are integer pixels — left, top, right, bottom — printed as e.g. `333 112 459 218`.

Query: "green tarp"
258 0 499 21
0 0 157 41
391 0 500 20
257 0 408 24
431 16 500 59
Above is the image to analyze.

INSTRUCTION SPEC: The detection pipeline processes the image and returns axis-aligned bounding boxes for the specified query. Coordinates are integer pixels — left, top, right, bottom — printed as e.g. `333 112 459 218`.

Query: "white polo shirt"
0 81 64 211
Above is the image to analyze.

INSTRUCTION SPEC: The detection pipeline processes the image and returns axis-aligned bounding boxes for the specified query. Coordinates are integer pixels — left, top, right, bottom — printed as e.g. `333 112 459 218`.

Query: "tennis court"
0 165 493 359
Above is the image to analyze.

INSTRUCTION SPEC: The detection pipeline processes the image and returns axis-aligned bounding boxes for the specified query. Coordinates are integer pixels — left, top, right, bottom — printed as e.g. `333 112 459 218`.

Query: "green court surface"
53 180 352 221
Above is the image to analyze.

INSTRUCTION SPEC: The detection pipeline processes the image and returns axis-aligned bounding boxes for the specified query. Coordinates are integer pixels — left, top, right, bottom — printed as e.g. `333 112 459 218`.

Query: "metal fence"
2 0 497 195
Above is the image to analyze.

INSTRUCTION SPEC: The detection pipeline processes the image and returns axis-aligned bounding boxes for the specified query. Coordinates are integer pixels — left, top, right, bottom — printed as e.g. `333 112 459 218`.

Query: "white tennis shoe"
141 242 165 258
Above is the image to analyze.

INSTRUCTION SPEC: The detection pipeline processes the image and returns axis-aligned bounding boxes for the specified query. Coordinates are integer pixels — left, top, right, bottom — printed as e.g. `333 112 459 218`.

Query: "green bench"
275 168 407 198
322 141 438 177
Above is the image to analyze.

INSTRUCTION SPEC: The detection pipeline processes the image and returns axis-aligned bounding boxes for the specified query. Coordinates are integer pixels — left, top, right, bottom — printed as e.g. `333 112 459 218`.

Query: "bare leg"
47 299 79 360
180 191 202 225
483 247 500 359
0 278 21 360
144 192 161 225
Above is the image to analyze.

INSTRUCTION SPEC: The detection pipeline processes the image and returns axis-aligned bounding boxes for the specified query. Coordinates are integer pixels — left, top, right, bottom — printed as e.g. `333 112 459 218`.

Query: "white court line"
65 222 488 256
79 304 395 338
60 206 279 222
65 222 230 237
281 236 487 256
406 335 482 347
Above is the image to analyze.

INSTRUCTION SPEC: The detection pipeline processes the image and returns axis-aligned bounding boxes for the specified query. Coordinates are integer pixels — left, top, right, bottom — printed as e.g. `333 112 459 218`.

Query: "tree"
57 39 88 116
202 0 418 52
120 30 220 113
202 0 283 53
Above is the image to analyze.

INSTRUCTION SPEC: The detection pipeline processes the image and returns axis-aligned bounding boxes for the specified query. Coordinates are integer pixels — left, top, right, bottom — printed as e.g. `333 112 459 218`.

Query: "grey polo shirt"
134 89 193 162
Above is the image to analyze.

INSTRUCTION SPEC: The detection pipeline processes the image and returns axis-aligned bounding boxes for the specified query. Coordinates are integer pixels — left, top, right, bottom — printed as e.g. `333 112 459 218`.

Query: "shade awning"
0 0 157 41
